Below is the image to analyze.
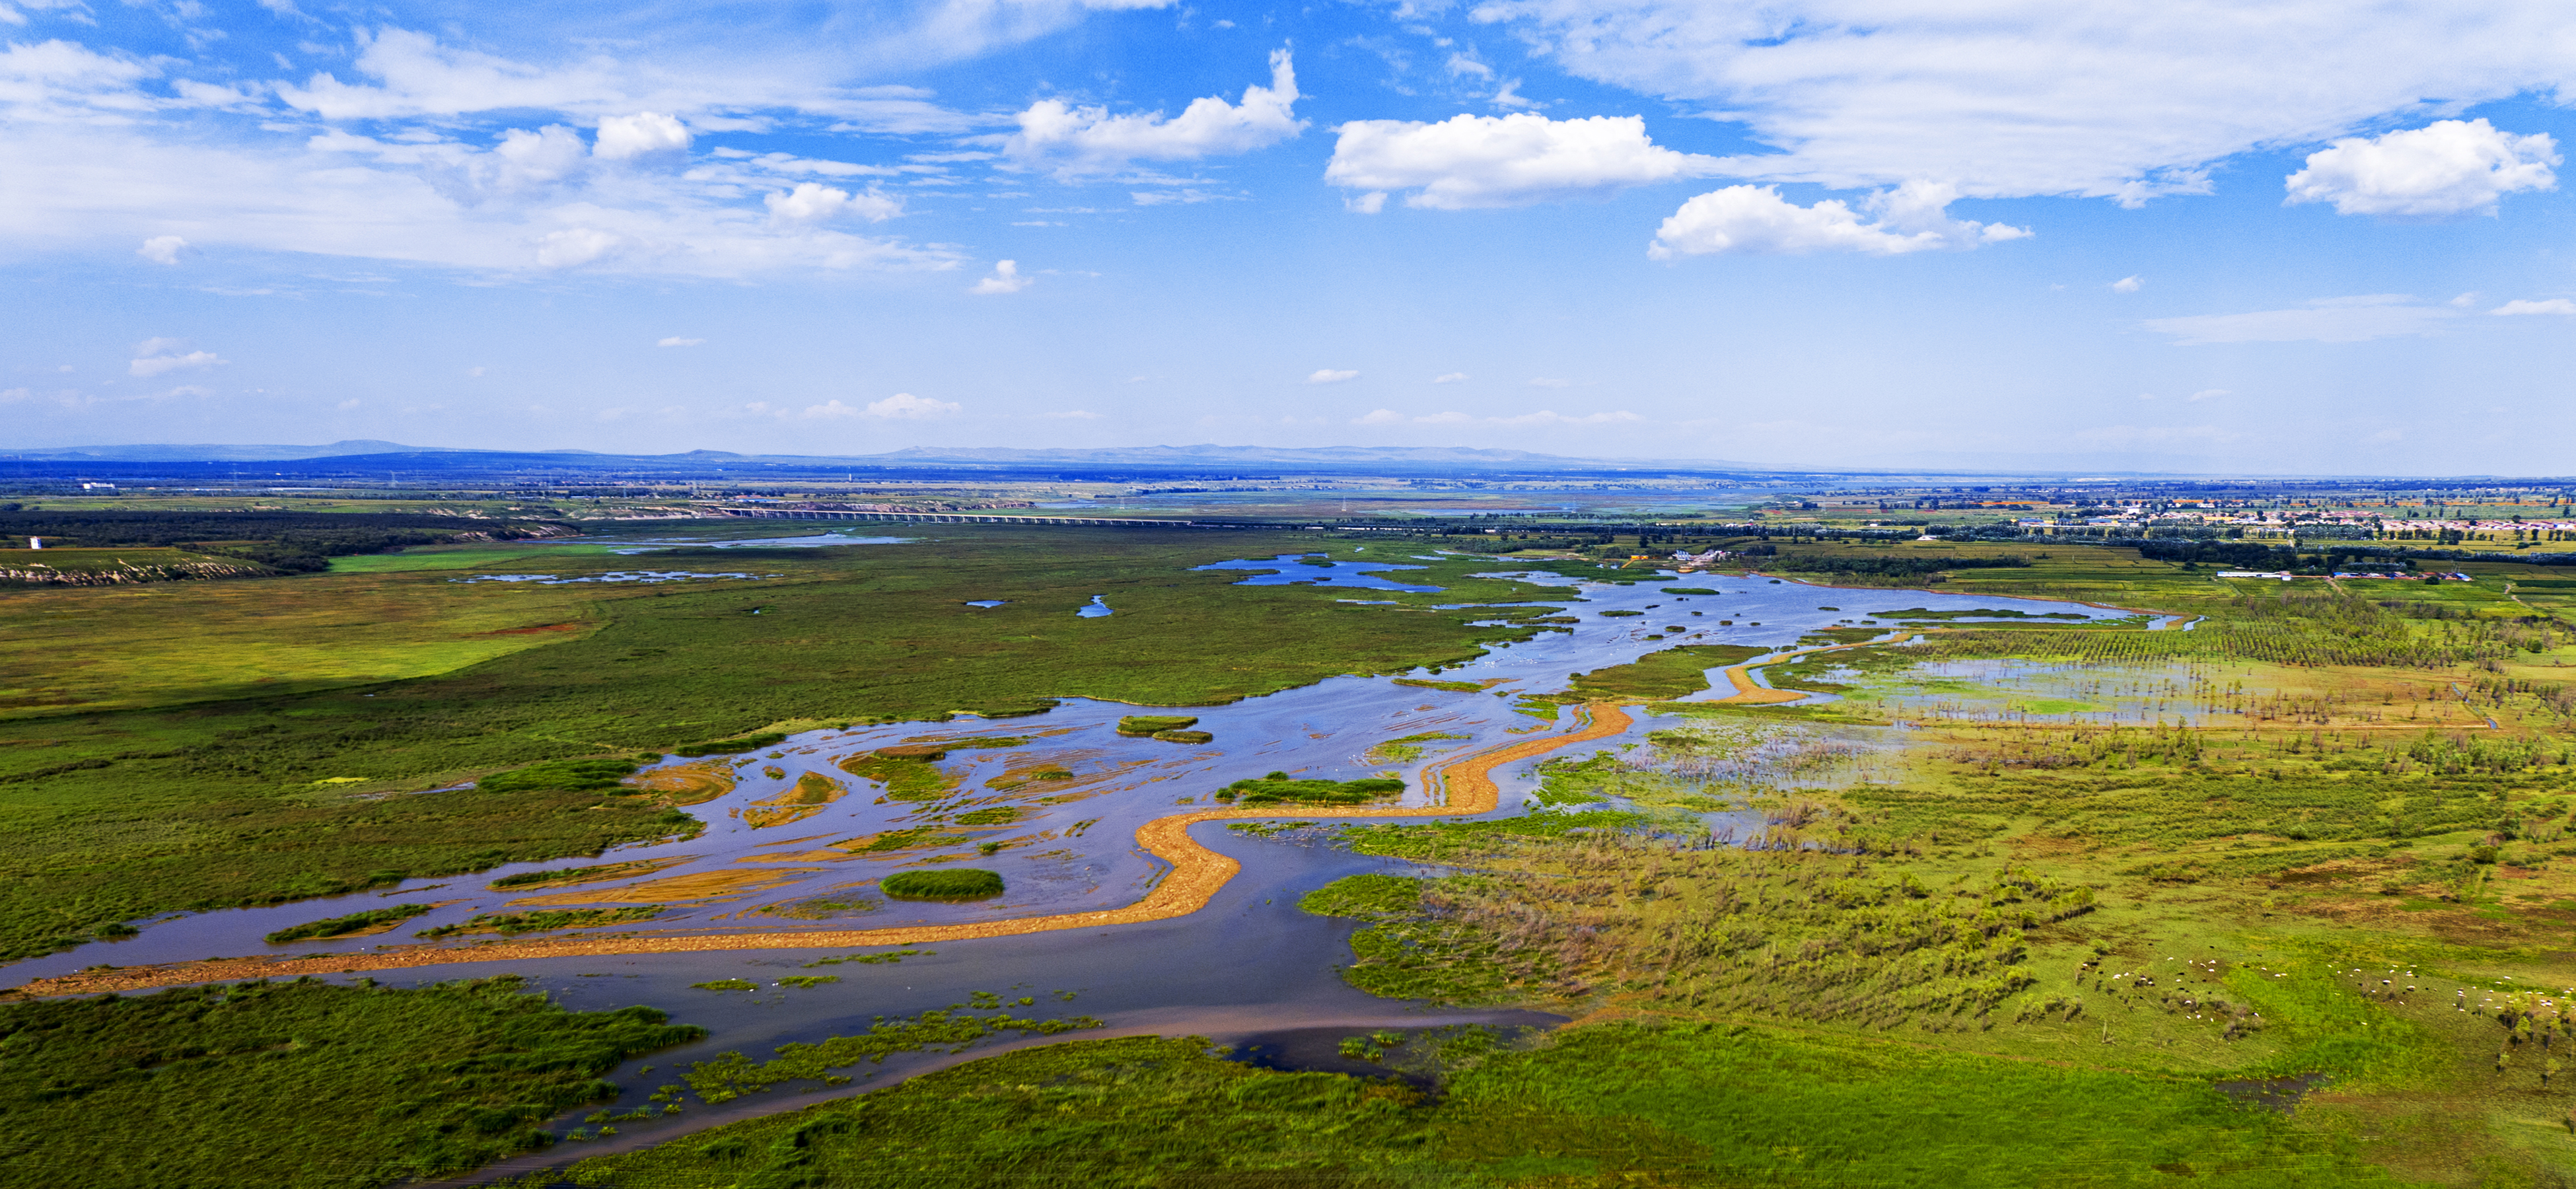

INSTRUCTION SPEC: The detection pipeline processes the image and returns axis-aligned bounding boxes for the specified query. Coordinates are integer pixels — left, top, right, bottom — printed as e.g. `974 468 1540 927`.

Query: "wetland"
10 517 2576 1185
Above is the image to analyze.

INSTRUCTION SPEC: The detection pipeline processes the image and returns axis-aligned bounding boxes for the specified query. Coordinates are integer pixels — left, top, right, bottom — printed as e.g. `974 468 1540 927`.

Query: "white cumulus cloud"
1324 113 1721 209
2285 119 2557 217
1306 369 1361 384
0 44 968 281
594 112 692 161
1462 0 2576 205
2111 275 2144 293
765 182 902 226
1650 181 2028 259
466 125 592 196
864 392 961 419
2492 298 2576 316
136 234 187 265
1005 48 1303 178
1433 372 1469 383
971 259 1032 294
658 336 703 347
534 227 623 269
129 342 225 377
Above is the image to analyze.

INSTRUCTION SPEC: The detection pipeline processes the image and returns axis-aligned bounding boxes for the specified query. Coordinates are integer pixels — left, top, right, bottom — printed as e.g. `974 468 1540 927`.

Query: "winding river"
3 556 2145 1165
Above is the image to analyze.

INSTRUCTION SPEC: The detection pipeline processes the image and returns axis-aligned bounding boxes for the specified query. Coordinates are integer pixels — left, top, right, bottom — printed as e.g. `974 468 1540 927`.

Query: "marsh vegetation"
24 515 2576 1182
0 976 699 1188
879 869 1005 901
0 526 1556 960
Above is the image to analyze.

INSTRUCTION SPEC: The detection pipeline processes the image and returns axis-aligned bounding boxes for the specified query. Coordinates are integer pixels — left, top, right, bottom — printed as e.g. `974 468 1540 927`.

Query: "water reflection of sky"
1034 487 1781 516
1863 657 2231 727
452 570 773 585
19 565 2139 981
1195 554 1443 592
606 532 913 554
6 554 2153 1158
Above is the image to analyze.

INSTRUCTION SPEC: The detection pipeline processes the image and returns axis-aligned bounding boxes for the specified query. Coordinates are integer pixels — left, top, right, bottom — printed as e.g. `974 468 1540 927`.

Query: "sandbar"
11 704 1637 998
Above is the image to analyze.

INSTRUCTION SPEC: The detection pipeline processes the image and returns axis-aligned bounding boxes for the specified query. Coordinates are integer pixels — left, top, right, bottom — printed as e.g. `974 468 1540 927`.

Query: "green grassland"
519 1023 2384 1188
324 543 629 571
0 568 635 717
1265 560 2576 1182
0 976 701 1189
22 524 2576 1184
1561 643 1768 701
0 525 1564 960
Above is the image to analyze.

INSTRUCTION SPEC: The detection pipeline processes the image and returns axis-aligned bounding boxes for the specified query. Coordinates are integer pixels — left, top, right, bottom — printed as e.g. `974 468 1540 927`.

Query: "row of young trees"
0 509 562 571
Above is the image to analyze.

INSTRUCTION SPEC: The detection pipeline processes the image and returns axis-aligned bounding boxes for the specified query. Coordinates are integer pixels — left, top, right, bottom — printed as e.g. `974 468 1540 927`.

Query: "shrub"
882 869 1006 901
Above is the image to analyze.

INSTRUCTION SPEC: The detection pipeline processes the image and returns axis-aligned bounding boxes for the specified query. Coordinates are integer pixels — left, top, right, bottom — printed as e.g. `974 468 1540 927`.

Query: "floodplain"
7 505 2576 1186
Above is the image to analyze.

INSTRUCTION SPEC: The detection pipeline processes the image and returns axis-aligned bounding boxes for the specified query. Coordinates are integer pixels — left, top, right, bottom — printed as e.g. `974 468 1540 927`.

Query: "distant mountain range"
2 440 2361 480
868 444 1780 468
0 440 478 462
0 441 1774 472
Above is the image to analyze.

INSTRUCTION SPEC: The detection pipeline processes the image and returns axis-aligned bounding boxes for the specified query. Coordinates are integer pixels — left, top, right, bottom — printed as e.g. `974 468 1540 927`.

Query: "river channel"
1 552 2143 1163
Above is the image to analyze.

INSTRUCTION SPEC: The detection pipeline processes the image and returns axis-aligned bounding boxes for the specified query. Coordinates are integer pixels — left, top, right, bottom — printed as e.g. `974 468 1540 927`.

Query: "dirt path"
9 704 1640 999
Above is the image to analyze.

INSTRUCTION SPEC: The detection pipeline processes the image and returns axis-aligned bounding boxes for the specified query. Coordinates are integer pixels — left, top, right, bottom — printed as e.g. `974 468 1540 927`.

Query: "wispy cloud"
1353 408 1639 426
2144 295 2460 344
129 339 226 377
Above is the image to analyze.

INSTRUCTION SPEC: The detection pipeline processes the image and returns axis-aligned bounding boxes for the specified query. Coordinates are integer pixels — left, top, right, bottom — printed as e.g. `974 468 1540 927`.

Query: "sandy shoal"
12 704 1639 999
1707 632 1916 706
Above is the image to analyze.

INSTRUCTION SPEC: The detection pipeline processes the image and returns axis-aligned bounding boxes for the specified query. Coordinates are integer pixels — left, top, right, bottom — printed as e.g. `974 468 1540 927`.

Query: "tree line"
0 509 561 572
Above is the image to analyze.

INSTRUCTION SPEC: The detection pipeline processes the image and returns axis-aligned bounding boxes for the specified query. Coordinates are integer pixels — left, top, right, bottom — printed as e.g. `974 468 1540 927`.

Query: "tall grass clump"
880 869 1005 901
1310 835 2094 1029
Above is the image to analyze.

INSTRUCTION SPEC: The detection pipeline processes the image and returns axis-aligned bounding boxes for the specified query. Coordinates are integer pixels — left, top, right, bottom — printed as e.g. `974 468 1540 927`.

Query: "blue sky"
7 1 2576 474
